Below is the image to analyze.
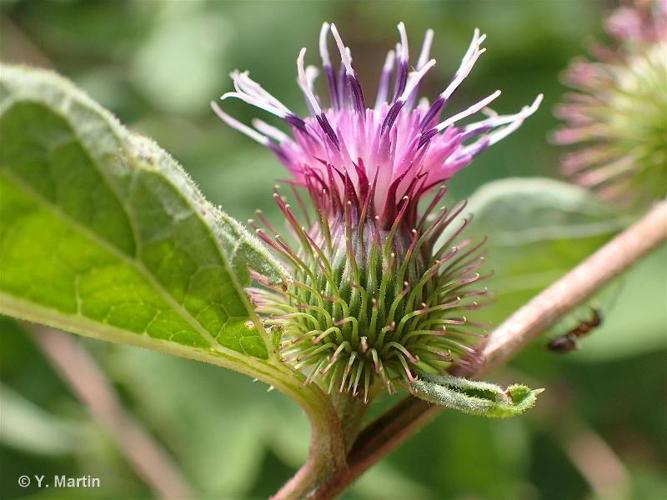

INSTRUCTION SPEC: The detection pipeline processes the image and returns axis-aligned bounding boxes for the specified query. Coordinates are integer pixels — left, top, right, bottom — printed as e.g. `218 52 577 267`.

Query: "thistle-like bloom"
553 0 667 203
214 23 541 401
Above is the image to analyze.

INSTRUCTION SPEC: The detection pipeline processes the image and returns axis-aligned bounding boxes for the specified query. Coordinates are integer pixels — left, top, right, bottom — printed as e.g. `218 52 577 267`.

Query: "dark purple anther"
324 64 340 110
419 95 446 130
285 114 307 132
418 128 439 148
393 60 409 102
338 63 348 106
381 100 404 132
461 124 493 142
316 113 340 148
348 73 366 114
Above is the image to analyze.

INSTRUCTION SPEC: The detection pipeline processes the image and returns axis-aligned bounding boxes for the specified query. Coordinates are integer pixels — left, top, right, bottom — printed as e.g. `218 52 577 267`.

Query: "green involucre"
251 199 489 401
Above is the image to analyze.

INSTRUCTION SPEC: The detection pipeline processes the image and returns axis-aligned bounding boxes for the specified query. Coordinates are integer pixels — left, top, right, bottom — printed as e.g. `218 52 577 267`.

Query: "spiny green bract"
250 190 488 402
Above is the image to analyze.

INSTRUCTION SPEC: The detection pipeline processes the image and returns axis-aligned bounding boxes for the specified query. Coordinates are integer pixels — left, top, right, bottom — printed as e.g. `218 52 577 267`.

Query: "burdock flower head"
553 0 667 203
214 23 541 401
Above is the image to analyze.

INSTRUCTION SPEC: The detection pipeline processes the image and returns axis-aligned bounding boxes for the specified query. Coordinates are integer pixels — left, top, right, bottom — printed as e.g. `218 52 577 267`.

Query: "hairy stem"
269 366 348 500
314 200 667 499
272 408 347 500
331 391 374 451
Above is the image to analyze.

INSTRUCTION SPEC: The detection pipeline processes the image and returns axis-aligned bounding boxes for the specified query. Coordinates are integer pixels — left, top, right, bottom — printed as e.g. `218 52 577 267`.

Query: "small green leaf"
0 64 287 381
409 374 544 418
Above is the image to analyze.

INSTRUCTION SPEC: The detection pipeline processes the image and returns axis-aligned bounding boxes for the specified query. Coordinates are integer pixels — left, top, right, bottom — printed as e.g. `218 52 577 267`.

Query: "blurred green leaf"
462 178 626 324
110 346 269 497
463 177 665 360
569 246 667 361
0 382 85 455
131 2 229 114
386 408 532 498
628 465 667 499
0 64 287 381
349 462 435 499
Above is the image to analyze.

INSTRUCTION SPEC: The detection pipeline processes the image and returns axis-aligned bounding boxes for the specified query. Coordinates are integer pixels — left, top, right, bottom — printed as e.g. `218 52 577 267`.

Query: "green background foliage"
0 1 665 499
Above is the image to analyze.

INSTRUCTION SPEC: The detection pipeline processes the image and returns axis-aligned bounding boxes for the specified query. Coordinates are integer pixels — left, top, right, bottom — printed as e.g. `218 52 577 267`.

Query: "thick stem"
272 413 346 500
314 200 667 499
330 391 372 451
270 375 348 500
273 392 372 499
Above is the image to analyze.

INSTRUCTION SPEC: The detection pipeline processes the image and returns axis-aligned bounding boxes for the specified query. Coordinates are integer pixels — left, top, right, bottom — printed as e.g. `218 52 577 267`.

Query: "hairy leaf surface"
0 64 288 380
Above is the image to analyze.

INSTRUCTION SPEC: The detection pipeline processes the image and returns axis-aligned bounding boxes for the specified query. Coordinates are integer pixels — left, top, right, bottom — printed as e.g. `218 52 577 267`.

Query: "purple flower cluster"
214 22 541 230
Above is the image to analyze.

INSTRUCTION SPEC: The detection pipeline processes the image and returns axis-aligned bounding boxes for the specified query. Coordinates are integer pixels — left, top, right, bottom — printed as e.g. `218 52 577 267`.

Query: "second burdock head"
553 0 667 205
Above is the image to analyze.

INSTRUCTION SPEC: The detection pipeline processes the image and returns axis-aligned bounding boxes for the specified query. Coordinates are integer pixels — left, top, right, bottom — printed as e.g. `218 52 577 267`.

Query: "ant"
547 307 603 354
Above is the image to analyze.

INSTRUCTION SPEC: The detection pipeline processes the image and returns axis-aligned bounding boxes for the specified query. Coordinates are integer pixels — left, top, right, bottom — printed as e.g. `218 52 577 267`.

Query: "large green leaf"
0 64 287 381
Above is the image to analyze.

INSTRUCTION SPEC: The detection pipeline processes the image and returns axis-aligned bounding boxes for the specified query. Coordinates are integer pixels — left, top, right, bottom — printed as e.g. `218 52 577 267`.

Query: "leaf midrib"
0 292 285 383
